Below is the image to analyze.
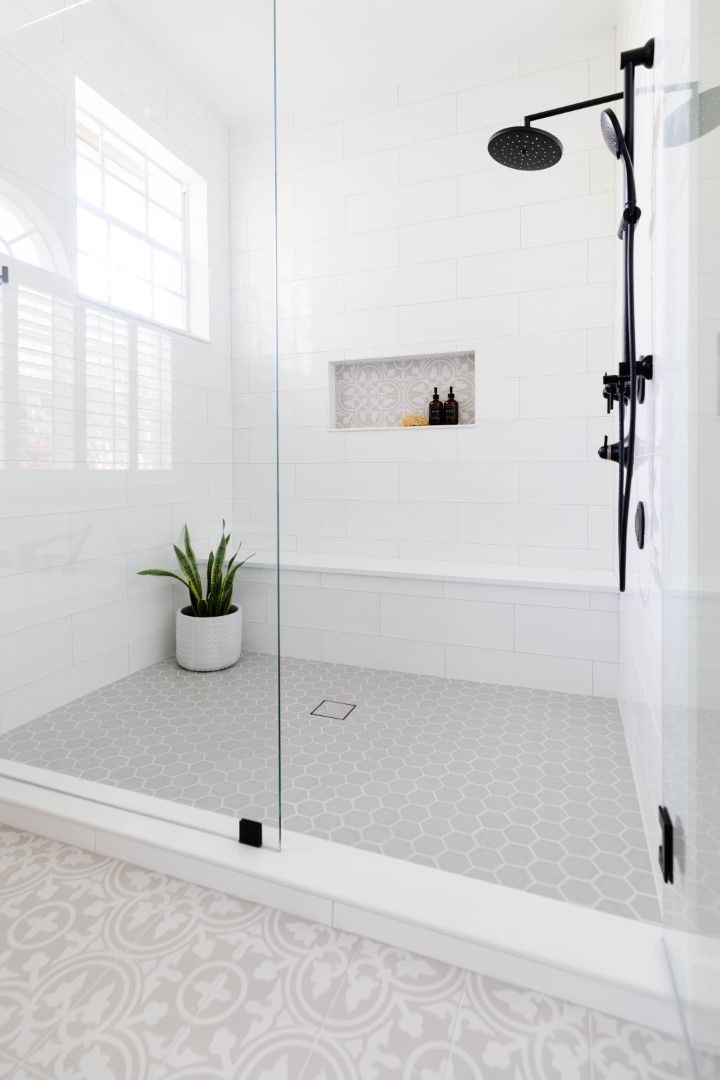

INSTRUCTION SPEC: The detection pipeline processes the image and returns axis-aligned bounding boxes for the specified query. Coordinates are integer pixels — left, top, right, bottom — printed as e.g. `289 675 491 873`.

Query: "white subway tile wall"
0 5 234 731
230 28 617 574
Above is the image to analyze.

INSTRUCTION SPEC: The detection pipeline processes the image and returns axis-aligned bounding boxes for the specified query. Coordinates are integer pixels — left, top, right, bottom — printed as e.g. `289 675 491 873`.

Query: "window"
85 307 130 470
84 305 172 472
74 79 209 339
17 288 75 470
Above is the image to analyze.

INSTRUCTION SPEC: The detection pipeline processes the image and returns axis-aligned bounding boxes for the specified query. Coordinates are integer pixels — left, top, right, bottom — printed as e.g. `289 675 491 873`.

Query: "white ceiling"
111 0 616 131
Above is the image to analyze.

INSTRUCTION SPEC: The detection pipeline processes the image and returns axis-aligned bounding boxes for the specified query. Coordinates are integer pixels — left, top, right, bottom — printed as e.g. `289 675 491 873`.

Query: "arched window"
0 180 69 276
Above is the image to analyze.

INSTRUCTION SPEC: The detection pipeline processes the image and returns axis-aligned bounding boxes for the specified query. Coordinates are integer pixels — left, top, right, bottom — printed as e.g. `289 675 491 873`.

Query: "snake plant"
138 522 253 617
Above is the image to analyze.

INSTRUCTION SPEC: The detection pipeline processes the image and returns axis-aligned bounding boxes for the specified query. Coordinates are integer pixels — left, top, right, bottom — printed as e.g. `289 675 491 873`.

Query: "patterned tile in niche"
311 699 356 721
334 350 475 428
0 654 661 923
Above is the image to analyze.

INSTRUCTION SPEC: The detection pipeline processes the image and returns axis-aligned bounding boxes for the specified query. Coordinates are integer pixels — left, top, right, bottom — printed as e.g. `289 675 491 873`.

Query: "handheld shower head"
487 125 563 170
601 107 638 220
600 106 624 158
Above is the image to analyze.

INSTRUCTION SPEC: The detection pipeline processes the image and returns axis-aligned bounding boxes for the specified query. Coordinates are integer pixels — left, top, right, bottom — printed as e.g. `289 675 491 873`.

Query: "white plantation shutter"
1 273 172 472
85 306 131 470
137 325 172 471
17 287 74 469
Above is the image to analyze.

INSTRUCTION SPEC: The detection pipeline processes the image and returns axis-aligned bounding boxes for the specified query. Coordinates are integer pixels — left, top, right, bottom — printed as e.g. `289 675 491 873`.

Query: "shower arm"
523 91 622 128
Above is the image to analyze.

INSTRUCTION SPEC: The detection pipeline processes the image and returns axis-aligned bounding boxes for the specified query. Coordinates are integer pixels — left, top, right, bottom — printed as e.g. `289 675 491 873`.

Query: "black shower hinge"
1 266 8 285
658 805 674 884
239 818 263 848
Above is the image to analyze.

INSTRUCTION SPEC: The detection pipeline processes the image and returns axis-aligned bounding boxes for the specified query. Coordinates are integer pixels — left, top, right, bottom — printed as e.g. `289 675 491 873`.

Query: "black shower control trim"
635 502 645 549
658 805 674 884
598 434 629 467
0 266 8 285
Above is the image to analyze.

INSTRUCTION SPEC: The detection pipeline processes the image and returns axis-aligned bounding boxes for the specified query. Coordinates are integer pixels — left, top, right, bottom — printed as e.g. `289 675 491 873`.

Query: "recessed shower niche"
331 351 476 430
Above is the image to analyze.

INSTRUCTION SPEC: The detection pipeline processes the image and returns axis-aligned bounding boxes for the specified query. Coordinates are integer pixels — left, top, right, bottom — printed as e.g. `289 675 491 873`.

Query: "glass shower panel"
661 0 720 1070
0 0 282 846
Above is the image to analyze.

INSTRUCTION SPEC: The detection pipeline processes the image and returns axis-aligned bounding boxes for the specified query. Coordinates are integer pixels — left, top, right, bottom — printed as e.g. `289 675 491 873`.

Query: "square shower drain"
311 699 356 721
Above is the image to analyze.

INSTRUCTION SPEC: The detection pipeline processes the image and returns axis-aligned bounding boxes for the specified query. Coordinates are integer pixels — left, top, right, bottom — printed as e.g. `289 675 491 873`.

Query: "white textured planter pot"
176 605 243 672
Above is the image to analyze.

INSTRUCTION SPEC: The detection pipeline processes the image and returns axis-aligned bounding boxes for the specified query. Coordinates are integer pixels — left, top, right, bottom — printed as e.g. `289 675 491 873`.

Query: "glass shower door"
0 0 282 847
661 0 720 1071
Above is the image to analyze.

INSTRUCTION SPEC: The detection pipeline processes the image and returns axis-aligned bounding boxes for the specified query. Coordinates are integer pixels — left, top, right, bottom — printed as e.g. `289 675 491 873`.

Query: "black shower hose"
618 218 637 592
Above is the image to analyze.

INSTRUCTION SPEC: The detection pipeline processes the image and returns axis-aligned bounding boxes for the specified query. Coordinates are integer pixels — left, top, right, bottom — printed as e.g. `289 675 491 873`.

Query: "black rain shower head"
601 107 637 212
487 91 625 172
487 125 563 171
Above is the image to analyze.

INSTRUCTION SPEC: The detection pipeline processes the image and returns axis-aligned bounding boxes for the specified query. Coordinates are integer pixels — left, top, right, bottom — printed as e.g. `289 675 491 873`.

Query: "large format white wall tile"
70 508 173 562
519 373 599 419
399 461 519 503
446 644 593 694
343 261 456 311
459 241 587 298
520 283 613 332
459 504 588 548
346 427 457 463
381 593 514 649
459 154 589 214
296 463 399 501
294 230 399 279
457 419 588 462
0 514 70 576
273 585 379 635
398 129 495 184
323 630 445 677
72 593 174 663
515 605 618 662
458 62 589 131
348 501 457 543
474 329 588 377
344 96 456 156
398 208 519 264
294 149 399 205
347 178 457 233
521 193 614 247
399 294 518 342
0 618 73 694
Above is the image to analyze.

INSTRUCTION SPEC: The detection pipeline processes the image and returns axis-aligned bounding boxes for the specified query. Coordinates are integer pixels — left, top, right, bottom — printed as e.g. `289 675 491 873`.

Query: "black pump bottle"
428 387 444 425
444 386 459 425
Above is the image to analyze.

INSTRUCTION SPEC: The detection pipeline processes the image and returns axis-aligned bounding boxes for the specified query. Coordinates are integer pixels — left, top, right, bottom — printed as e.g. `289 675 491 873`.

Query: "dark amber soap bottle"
444 386 459 425
428 387 444 425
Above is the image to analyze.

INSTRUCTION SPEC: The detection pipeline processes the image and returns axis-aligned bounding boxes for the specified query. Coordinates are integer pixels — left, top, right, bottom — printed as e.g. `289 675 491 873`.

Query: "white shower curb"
0 761 678 1035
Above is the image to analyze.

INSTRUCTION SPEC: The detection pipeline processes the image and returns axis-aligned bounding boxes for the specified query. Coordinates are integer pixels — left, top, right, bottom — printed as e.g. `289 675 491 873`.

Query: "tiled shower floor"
0 653 660 922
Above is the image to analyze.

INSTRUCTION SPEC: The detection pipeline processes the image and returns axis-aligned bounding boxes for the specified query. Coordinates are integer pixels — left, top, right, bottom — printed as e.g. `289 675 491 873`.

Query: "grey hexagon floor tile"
0 653 660 923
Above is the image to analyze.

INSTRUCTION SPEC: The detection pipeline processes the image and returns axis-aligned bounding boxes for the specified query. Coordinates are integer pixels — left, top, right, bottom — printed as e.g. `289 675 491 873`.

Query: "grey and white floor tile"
0 653 660 921
0 824 703 1080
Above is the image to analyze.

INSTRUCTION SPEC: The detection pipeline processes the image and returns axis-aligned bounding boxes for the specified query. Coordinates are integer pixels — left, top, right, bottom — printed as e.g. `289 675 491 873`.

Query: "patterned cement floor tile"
445 972 591 1079
305 938 466 1080
589 1011 694 1079
0 654 660 922
0 827 701 1080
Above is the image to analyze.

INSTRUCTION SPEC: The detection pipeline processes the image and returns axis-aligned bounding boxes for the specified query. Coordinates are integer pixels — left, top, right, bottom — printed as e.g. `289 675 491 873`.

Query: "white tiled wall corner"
0 6 233 726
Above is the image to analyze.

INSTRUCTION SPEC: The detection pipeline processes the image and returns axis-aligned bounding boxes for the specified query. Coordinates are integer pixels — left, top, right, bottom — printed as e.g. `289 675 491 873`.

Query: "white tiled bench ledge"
236 555 619 697
247 551 617 592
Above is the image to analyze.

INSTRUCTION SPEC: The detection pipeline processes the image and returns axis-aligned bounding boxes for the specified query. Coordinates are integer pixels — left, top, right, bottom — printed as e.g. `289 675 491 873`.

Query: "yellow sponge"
400 414 428 427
